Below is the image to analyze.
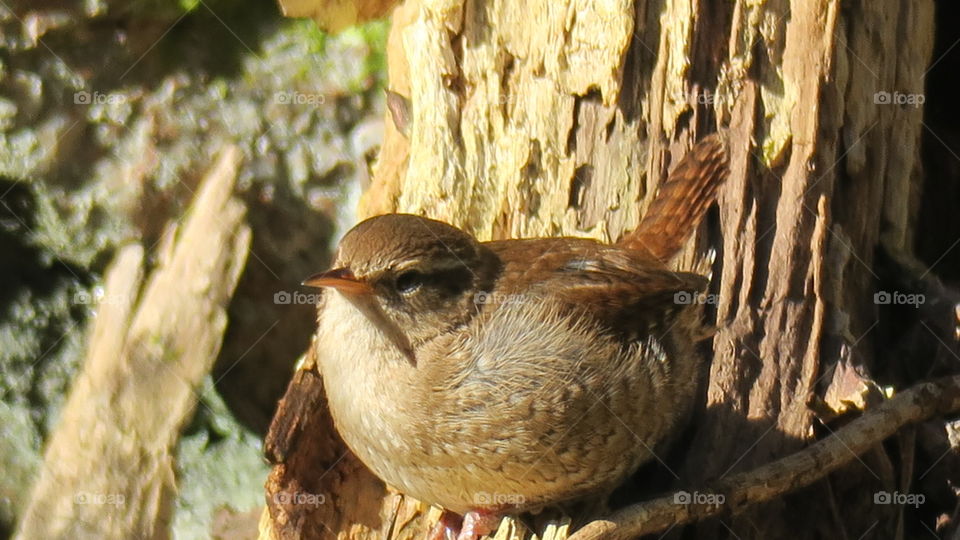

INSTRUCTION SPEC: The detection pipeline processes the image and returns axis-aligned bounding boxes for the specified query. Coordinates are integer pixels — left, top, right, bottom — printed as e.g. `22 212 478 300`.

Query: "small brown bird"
303 135 728 539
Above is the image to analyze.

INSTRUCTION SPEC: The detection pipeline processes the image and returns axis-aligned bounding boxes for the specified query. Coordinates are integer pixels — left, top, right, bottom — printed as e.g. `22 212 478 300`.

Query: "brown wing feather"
482 238 706 338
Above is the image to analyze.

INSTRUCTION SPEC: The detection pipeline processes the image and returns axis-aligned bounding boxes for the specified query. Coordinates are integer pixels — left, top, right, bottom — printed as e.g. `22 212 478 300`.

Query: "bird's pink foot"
427 509 500 540
457 510 501 540
427 511 461 540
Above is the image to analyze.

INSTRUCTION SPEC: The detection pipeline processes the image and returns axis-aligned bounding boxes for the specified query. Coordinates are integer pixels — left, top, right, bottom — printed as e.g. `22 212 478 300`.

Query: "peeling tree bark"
264 1 950 539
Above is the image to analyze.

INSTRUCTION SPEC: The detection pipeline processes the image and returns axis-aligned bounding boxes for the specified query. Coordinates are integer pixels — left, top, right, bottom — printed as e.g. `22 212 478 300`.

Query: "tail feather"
618 134 729 263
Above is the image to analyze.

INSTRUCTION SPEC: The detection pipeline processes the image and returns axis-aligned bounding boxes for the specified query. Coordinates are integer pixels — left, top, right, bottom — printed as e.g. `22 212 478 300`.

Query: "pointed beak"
301 268 372 295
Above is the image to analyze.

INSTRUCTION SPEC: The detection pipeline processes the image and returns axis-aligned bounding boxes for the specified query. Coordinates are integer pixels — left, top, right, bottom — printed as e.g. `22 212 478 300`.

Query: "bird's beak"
301 268 372 295
302 266 415 366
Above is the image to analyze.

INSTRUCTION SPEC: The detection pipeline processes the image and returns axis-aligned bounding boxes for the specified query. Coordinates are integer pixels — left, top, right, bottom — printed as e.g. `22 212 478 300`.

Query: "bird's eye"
395 270 425 294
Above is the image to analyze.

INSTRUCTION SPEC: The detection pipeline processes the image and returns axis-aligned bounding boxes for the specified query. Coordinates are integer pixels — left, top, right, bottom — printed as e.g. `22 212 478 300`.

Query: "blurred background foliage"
0 0 386 536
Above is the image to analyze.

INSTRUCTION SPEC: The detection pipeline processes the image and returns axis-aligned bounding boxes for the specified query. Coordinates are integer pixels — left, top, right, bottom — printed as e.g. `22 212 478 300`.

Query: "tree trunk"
263 1 960 538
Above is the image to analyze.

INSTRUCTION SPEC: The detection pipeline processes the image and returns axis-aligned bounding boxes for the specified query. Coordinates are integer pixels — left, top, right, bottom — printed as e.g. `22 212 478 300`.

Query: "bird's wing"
482 237 708 338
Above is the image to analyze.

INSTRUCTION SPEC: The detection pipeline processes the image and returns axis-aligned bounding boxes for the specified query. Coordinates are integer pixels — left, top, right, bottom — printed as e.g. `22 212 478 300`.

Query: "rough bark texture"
264 1 958 539
16 148 251 540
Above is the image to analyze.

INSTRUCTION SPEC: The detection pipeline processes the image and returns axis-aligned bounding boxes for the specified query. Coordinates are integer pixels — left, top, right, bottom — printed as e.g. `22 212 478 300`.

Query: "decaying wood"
264 0 944 538
569 375 960 540
16 147 251 540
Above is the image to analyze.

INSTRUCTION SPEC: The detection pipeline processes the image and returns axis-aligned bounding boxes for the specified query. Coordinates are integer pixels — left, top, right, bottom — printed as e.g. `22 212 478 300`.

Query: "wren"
303 135 728 539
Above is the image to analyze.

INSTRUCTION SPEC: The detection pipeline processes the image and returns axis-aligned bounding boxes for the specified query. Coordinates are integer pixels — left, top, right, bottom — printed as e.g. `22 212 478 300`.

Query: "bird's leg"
456 510 501 540
427 511 462 540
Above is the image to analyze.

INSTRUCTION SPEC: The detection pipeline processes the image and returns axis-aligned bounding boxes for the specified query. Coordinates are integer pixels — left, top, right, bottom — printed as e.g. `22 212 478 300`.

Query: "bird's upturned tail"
618 134 729 263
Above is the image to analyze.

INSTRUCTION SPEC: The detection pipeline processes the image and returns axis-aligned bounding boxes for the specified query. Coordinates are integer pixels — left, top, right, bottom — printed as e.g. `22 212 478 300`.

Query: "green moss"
356 20 389 89
288 18 328 54
173 378 268 539
0 401 42 532
178 0 202 12
283 17 388 92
